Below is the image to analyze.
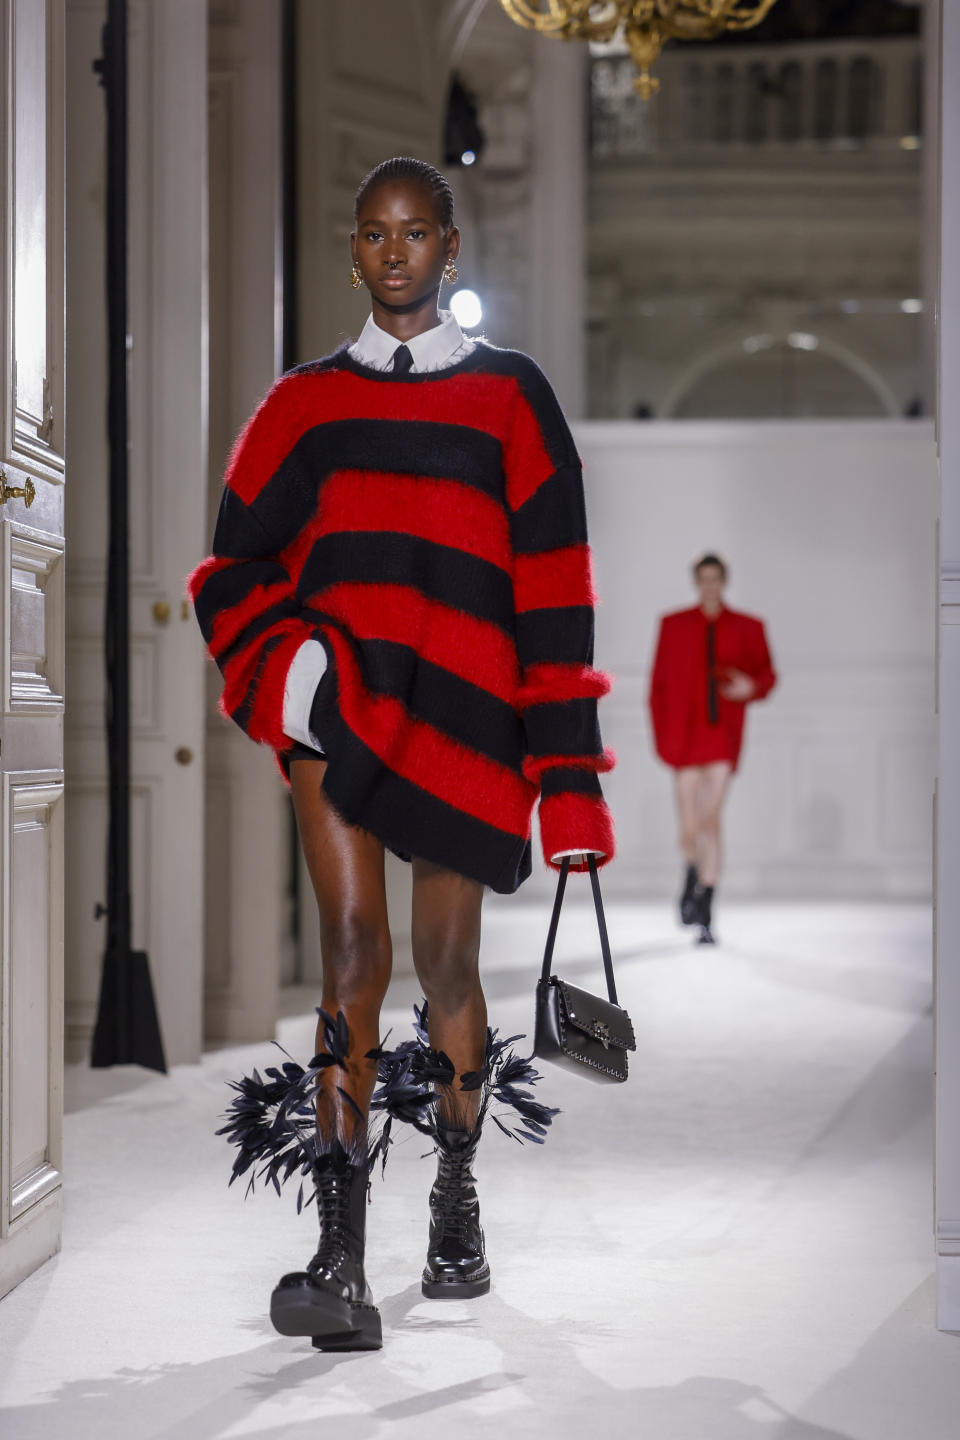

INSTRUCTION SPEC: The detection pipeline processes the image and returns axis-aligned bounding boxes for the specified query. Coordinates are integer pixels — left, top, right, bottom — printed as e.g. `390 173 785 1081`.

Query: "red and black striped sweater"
188 340 615 894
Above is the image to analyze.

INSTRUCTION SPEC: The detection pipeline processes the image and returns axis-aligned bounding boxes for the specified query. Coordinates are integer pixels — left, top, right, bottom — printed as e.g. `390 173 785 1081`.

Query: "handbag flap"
555 979 636 1052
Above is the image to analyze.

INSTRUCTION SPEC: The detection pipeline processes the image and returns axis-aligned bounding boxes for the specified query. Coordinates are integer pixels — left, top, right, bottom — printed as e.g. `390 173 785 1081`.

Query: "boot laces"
433 1146 476 1241
309 1172 353 1274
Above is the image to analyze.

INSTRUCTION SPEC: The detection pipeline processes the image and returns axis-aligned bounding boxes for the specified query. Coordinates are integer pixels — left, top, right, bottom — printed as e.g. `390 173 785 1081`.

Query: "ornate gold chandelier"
499 1 782 100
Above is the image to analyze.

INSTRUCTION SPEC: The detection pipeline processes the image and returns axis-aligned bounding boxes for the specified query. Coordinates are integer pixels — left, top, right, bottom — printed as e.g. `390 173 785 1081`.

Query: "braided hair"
354 156 455 231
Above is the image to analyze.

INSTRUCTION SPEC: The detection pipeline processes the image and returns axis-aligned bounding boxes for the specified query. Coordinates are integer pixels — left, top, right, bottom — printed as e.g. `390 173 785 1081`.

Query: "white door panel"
2 521 64 717
0 0 65 1300
2 774 64 1233
4 0 64 481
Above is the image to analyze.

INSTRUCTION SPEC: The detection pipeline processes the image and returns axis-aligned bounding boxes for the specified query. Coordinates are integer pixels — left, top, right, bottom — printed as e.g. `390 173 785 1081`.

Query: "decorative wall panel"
0 774 63 1236
1 521 64 713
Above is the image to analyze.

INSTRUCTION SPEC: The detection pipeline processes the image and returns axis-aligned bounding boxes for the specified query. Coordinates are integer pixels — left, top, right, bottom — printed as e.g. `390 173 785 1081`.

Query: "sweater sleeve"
648 616 683 766
746 619 777 701
505 362 615 872
186 375 322 752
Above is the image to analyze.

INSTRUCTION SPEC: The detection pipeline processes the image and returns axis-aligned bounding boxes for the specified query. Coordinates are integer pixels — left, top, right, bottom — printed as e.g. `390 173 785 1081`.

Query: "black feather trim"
215 1010 370 1209
216 1005 560 1204
481 1023 561 1145
370 1005 560 1160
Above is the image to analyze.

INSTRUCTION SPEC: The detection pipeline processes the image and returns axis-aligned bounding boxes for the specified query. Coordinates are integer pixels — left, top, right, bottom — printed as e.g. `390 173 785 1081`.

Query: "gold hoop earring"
349 263 363 290
442 258 459 285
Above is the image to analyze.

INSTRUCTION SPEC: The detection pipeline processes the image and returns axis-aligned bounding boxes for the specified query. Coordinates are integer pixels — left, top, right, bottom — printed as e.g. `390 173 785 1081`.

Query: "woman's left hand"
719 668 756 702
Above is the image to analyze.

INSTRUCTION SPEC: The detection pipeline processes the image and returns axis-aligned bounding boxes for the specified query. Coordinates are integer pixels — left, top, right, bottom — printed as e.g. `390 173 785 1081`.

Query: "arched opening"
664 333 899 420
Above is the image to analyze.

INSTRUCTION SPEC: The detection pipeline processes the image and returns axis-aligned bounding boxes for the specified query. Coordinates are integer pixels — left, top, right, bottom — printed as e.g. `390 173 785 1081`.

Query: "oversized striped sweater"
188 339 615 894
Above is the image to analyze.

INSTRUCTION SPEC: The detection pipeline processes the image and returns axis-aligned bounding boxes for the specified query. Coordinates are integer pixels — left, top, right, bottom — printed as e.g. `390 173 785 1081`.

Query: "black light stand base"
91 948 167 1072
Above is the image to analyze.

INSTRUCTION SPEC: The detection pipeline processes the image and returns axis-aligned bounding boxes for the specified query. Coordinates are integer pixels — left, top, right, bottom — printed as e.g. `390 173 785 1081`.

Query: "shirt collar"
352 308 467 372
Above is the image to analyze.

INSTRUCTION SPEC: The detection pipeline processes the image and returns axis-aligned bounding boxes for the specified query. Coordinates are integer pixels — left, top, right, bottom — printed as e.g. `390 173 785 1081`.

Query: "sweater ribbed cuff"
538 791 615 872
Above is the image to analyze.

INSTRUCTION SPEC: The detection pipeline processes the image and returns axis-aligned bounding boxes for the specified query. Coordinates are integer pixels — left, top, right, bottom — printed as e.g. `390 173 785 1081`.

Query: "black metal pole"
91 0 166 1072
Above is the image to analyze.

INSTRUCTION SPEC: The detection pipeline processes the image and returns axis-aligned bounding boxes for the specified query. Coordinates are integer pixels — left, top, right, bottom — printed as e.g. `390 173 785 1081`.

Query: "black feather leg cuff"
216 1004 560 1208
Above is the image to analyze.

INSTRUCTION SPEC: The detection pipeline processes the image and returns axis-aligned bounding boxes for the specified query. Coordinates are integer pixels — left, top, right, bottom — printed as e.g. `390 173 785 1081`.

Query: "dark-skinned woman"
188 157 615 1352
649 553 776 944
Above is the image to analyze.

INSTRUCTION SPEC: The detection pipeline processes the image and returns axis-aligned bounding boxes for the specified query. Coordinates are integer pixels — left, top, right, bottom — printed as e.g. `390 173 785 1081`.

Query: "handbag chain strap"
540 854 619 1007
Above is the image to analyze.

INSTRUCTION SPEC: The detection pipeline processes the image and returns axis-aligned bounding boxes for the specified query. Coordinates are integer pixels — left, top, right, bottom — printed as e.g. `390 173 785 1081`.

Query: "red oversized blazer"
649 605 776 771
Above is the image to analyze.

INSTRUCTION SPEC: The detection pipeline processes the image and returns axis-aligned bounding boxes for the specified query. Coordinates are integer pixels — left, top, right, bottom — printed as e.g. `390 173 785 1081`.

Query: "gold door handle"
152 601 171 626
175 746 194 766
0 468 35 507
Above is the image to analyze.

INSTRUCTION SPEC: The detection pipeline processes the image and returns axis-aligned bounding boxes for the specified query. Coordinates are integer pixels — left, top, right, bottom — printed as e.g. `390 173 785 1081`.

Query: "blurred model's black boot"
695 884 716 946
679 864 700 925
270 1142 382 1350
422 1122 491 1299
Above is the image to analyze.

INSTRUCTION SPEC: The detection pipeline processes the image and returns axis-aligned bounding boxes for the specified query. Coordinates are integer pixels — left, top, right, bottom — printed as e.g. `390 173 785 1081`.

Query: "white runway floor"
1 901 958 1440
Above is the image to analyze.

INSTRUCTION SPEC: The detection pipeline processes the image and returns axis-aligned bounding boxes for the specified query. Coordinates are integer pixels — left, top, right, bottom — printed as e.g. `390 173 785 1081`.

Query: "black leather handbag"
533 854 636 1084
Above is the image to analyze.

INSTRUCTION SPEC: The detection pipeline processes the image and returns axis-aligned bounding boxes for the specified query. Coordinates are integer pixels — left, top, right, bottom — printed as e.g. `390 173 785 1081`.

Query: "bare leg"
674 767 702 866
410 858 486 1131
289 757 392 1144
695 760 733 887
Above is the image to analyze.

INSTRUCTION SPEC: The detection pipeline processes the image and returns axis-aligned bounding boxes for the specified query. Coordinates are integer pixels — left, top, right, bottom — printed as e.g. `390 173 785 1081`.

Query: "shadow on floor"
64 1061 162 1115
783 1275 960 1437
731 940 932 1019
0 1278 862 1440
772 1012 932 1188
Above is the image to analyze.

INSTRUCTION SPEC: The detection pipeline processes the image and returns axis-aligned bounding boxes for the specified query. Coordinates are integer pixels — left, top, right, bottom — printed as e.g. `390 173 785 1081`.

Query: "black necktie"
391 343 413 375
706 620 718 725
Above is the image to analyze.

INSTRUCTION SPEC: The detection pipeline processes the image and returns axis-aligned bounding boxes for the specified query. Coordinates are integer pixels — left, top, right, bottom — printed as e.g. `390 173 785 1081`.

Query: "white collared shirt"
282 310 476 753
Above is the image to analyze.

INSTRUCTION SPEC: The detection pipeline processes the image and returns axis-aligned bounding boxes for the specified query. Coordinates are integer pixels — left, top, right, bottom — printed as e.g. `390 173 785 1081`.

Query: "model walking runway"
650 554 776 943
187 156 616 1350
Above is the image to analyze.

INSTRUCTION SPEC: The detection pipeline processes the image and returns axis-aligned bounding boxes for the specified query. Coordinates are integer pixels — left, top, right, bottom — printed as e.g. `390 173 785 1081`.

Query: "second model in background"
649 554 777 943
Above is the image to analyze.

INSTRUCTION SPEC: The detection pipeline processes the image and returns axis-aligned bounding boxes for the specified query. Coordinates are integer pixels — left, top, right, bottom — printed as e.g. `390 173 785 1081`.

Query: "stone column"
529 37 588 419
935 0 960 1332
204 0 288 1042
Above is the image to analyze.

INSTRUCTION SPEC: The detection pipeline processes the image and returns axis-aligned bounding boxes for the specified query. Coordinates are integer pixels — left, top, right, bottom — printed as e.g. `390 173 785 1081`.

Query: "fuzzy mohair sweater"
188 339 615 894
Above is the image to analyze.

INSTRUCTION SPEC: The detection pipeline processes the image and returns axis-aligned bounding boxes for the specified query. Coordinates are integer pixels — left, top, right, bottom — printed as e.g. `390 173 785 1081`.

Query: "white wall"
934 0 960 1336
509 417 938 902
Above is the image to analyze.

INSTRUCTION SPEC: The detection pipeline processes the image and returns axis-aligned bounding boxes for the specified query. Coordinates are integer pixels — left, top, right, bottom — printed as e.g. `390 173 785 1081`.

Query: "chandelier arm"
498 0 786 96
499 1 624 39
690 0 779 28
501 1 625 35
497 1 579 33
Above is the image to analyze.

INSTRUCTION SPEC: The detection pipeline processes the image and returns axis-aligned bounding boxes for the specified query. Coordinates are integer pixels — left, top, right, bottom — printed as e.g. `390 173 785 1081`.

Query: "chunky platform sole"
270 1283 382 1350
421 1271 491 1300
696 925 716 946
311 1321 382 1352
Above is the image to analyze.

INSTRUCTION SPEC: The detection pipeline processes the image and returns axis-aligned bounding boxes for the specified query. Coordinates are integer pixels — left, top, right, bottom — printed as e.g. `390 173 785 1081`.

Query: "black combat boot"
270 1144 382 1350
679 863 700 925
695 884 716 946
421 1123 490 1299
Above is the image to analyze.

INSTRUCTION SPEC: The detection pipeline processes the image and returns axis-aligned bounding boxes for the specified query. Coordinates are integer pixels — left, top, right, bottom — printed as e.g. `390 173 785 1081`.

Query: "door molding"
0 771 64 1241
1 518 64 714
